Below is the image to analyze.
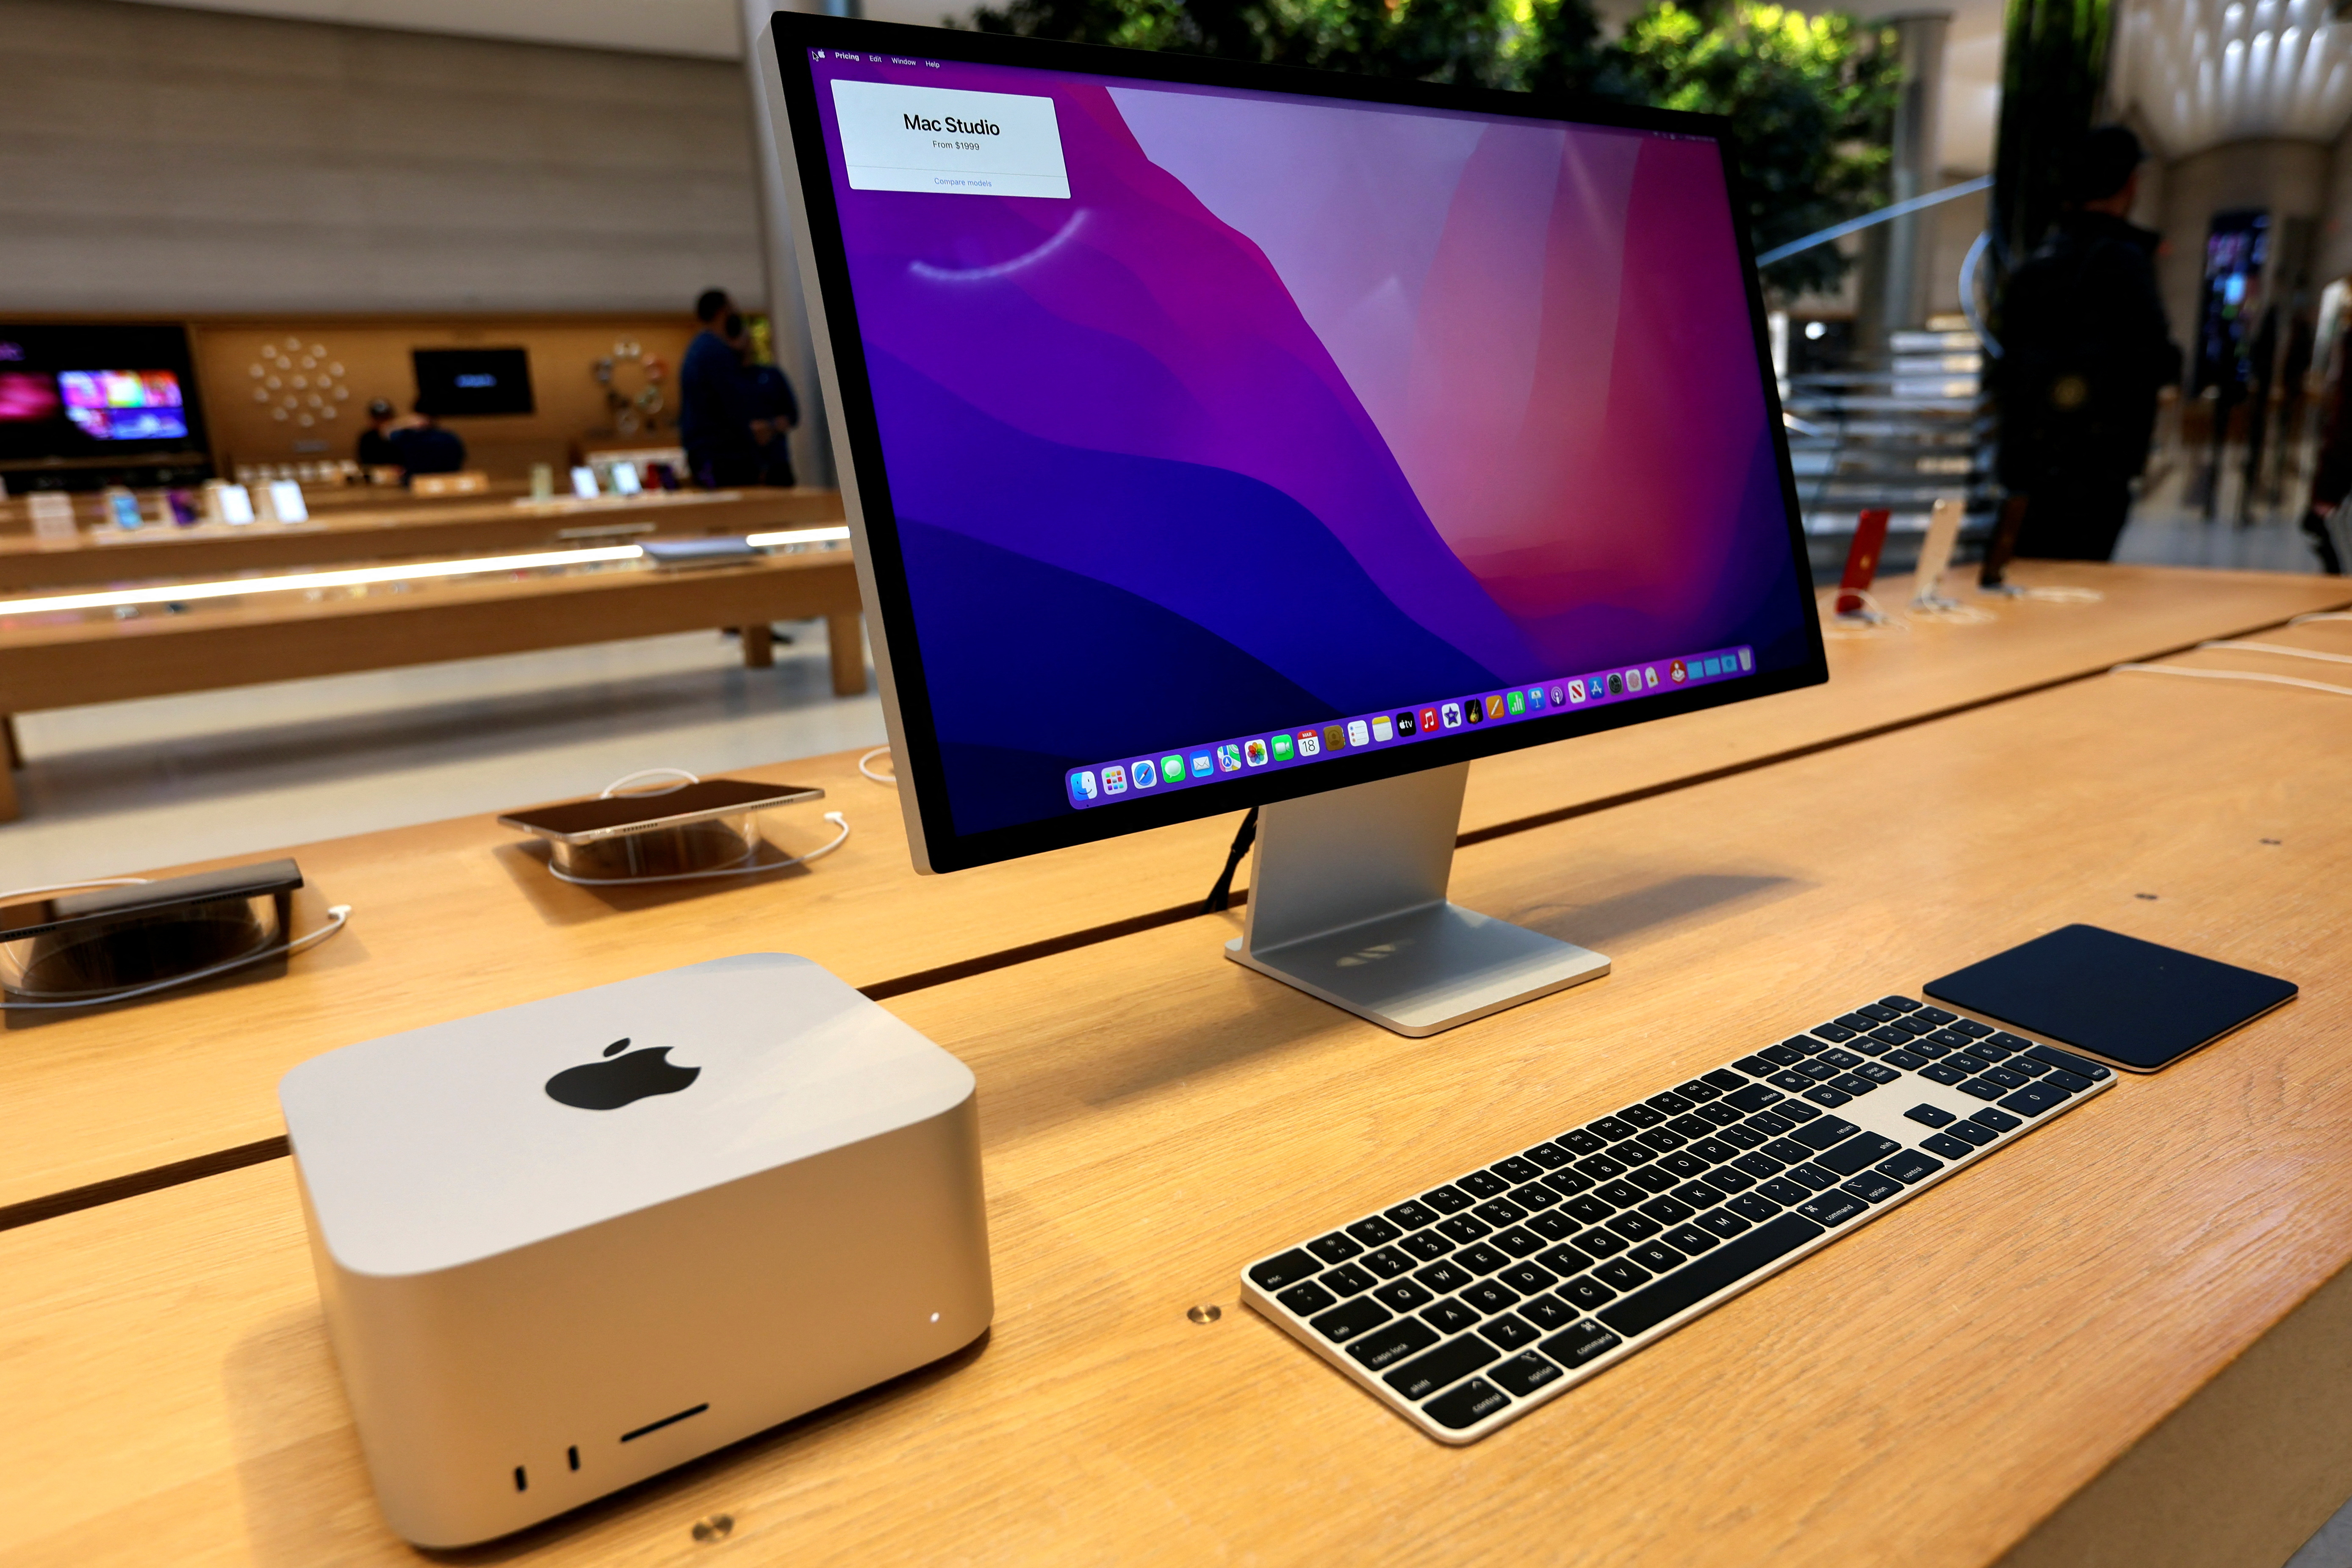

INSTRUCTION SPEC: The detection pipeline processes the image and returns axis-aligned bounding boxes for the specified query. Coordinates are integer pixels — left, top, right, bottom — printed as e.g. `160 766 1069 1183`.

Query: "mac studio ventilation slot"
0 860 302 1004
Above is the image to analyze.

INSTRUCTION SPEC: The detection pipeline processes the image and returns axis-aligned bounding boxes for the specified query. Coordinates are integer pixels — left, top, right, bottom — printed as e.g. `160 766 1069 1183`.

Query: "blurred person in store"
740 314 801 489
679 288 759 488
2298 377 2352 573
356 398 400 471
1996 125 2183 560
387 397 465 479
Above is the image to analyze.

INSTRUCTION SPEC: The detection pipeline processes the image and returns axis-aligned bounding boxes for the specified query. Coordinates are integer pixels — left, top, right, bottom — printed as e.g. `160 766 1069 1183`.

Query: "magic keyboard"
1241 994 2117 1442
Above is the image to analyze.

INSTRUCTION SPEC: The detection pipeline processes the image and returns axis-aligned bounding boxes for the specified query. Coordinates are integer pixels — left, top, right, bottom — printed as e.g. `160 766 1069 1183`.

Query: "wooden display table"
1 624 2348 1566
0 487 844 593
0 563 2343 1215
0 549 865 823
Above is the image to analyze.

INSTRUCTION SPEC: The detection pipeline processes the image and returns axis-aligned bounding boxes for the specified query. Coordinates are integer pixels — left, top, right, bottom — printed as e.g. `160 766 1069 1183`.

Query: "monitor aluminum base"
1224 762 1609 1037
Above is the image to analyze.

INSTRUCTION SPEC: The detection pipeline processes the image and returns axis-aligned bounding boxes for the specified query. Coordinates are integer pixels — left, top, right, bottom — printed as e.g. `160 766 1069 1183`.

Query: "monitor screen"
58 370 189 441
0 324 208 465
411 347 534 417
774 23 1822 871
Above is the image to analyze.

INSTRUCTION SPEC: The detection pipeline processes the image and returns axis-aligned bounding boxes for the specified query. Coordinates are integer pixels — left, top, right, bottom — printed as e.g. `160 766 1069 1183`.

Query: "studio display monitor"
763 16 1826 1033
411 346 535 417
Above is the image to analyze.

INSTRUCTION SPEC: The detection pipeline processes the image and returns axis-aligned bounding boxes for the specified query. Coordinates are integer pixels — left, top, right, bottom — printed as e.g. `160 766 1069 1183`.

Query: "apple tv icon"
280 954 992 1547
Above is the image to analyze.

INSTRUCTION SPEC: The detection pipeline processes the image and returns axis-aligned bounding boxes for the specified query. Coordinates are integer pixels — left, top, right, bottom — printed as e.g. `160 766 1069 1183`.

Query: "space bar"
1596 1213 1825 1337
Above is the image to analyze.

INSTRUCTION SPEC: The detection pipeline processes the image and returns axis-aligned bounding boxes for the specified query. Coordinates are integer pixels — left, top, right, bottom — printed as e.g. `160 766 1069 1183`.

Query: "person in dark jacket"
1996 126 2184 561
386 399 465 478
678 288 760 488
356 398 400 470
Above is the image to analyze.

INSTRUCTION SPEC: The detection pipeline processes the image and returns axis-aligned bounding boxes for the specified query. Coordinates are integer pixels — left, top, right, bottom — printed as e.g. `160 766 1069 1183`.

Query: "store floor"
2115 443 2334 574
1 621 887 890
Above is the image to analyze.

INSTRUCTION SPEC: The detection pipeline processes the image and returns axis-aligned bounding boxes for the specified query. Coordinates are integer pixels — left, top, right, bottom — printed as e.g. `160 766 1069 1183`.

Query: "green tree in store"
963 0 1896 294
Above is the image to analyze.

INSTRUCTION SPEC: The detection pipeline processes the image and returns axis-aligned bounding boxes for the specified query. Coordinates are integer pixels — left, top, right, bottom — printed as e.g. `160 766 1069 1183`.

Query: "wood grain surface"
0 488 844 593
1 622 2346 1567
0 565 2341 1219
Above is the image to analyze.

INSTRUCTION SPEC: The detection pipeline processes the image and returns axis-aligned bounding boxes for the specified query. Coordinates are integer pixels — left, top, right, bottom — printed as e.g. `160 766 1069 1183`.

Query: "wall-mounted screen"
58 370 189 441
412 347 534 417
0 324 208 473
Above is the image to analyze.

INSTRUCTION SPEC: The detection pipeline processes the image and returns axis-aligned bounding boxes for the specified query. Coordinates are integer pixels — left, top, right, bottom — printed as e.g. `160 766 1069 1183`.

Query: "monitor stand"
1224 762 1610 1037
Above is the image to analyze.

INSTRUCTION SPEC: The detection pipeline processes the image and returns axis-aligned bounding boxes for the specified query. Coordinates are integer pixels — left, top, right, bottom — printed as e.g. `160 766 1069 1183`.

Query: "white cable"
2198 639 2352 665
858 745 896 785
2111 664 2352 697
2019 585 2104 604
0 902 352 1010
600 767 698 798
546 812 850 887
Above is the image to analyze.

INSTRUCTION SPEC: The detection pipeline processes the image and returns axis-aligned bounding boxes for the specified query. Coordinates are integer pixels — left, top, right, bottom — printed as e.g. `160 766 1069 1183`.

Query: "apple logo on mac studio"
544 1038 701 1110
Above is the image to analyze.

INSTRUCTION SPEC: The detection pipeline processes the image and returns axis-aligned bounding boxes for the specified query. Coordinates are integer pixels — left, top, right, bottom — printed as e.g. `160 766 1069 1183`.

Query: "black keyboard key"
1424 1377 1511 1427
1321 1262 1376 1296
1618 1104 1667 1128
1797 1192 1866 1227
1384 1199 1439 1231
1249 1249 1319 1291
1456 1243 1511 1275
1888 1014 1933 1033
1615 1143 1662 1169
1831 1075 1878 1096
1877 1150 1943 1184
1920 1133 1976 1159
1422 1186 1474 1214
1769 1070 1815 1092
1676 1078 1723 1101
1490 1156 1543 1185
1786 1165 1839 1192
1539 1319 1623 1369
1595 1180 1645 1207
1543 1170 1596 1199
1725 1084 1784 1113
1521 1144 1574 1171
2000 1083 2072 1117
1311 1296 1392 1343
1733 1152 1786 1179
1647 1091 1696 1115
1979 1065 2028 1089
1815 1132 1901 1176
1884 1050 1929 1071
1869 1026 1917 1047
1558 1275 1616 1310
1914 1005 1956 1024
1492 1227 1549 1260
1856 1063 1902 1084
1657 1152 1709 1180
1667 1114 1717 1140
1733 1055 1781 1078
1662 1224 1717 1254
1586 1116 1637 1142
1489 1349 1564 1397
1559 1129 1610 1155
1921 1063 1969 1086
1880 995 1920 1012
1792 1116 1860 1151
1926 1029 1970 1048
1804 1086 1853 1108
1849 1039 1891 1056
1672 1180 1726 1208
1510 1182 1563 1212
1705 1166 1756 1193
1957 1078 2005 1101
2003 1055 2049 1078
1436 1215 1491 1244
1951 1019 1993 1037
1460 1280 1521 1313
2043 1068 2094 1093
1636 1128 1687 1153
1638 1196 1694 1225
1471 1198 1527 1228
1479 1314 1542 1351
1535 1243 1595 1278
1698 1103 1746 1128
1626 1241 1684 1273
1371 1279 1434 1312
1573 1154 1629 1182
1386 1336 1498 1401
1965 1042 2013 1063
1414 1260 1475 1294
1703 1068 1751 1092
1779 1101 1823 1124
1945 1120 1997 1147
1839 1173 1901 1203
1781 1035 1828 1056
1345 1315 1440 1371
1346 1216 1402 1247
1970 1108 2021 1132
1562 1196 1615 1226
1905 1103 1956 1128
1517 1293 1577 1330
2025 1043 2113 1081
1759 1044 1804 1067
1421 1297 1481 1334
1833 1013 1875 1032
1912 1040 1953 1058
1594 1212 1823 1336
1457 1170 1510 1199
1591 1258 1653 1290
1498 1262 1559 1295
1576 1227 1629 1257
1360 1247 1414 1280
1812 1022 1859 1042
1687 1138 1737 1164
1606 1212 1663 1241
1728 1192 1782 1222
1718 1125 1767 1150
1399 1230 1453 1261
1794 1060 1839 1082
1817 1047 1863 1069
1306 1231 1363 1264
1757 1179 1812 1206
1857 1003 1898 1022
1695 1206 1751 1238
1277 1280 1337 1315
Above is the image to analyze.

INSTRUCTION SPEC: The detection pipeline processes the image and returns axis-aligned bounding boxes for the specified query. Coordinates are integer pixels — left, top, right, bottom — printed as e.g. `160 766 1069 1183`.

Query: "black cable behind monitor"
1204 807 1259 914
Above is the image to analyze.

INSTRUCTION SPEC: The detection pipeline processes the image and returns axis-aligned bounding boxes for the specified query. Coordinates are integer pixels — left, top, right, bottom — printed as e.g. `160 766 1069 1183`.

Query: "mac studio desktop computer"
763 18 1827 1036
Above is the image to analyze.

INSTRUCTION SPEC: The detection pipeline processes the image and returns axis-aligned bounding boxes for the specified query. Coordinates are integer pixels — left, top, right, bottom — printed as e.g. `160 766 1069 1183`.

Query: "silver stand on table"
1224 762 1610 1037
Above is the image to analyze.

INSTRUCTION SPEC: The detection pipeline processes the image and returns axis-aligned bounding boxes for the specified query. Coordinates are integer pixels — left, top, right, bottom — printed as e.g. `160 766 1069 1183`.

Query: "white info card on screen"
831 79 1070 199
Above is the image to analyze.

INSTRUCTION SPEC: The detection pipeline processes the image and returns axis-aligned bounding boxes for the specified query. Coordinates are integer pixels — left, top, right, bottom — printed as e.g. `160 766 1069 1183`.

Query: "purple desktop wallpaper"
810 55 1808 837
